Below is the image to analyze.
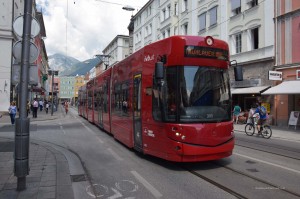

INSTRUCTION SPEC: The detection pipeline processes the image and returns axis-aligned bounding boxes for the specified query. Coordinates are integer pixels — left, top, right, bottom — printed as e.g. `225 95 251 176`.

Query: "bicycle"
244 116 272 139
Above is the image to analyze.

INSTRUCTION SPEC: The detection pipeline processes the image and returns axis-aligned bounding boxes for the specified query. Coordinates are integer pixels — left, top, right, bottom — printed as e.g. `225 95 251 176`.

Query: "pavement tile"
37 187 56 199
17 187 39 199
56 185 74 199
0 189 18 199
40 180 56 187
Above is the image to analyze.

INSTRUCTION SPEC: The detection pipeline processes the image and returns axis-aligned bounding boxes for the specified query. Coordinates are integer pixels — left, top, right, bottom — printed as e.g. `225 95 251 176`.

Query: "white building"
130 0 274 110
0 0 24 112
102 35 130 68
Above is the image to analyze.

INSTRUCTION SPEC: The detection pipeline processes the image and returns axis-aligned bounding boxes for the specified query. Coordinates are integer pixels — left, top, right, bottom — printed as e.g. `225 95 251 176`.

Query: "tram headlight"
175 132 180 137
181 135 186 140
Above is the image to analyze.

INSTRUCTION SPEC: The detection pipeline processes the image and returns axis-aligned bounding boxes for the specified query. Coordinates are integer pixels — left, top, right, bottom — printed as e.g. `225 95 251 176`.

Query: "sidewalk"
0 107 60 126
234 123 300 142
0 106 91 199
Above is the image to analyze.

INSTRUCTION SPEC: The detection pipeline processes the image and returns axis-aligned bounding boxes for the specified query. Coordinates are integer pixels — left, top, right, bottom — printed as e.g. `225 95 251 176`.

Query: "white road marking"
131 171 162 198
234 152 300 174
107 148 123 161
58 122 66 134
60 126 66 134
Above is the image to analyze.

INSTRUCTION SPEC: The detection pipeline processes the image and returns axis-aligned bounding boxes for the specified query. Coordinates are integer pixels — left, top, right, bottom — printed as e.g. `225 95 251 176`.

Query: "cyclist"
254 102 267 133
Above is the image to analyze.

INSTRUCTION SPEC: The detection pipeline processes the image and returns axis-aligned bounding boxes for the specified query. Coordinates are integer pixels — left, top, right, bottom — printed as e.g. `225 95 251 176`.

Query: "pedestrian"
247 104 257 124
33 98 39 118
233 104 241 124
45 101 49 114
8 101 17 125
64 101 69 114
39 99 43 111
27 100 31 117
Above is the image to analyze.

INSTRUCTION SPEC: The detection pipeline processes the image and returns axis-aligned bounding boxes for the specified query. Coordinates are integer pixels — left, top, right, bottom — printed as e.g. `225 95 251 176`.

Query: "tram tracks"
180 160 300 199
235 137 300 161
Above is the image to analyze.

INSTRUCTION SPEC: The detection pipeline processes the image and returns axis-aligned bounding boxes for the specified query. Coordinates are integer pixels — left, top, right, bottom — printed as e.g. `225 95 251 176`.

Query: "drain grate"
0 141 14 152
245 160 256 164
71 174 87 182
246 168 259 172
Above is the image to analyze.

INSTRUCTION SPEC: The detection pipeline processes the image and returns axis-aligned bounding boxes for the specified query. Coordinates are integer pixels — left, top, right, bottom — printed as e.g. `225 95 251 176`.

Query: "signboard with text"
297 70 300 80
268 71 282 81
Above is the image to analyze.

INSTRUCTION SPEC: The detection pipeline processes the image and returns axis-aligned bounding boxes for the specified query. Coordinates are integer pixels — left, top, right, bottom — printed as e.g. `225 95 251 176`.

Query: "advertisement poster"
288 111 300 129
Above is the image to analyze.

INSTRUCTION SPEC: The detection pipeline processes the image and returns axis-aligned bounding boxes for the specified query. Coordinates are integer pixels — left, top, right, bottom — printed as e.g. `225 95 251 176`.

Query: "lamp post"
95 54 111 70
48 70 58 116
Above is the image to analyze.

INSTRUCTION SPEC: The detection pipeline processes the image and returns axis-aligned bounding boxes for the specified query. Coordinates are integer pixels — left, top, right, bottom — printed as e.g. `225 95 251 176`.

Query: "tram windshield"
153 66 232 123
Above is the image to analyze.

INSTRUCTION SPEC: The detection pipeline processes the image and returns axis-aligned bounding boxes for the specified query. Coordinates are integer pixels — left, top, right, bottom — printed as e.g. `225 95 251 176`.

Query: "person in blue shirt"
8 101 17 125
254 102 267 133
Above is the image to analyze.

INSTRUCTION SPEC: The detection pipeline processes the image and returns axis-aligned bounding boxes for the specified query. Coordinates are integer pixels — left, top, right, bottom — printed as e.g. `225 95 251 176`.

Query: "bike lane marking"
234 152 300 174
131 170 163 198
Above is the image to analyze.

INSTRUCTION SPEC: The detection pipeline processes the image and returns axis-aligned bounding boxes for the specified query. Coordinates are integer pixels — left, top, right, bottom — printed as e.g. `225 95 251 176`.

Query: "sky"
36 0 149 61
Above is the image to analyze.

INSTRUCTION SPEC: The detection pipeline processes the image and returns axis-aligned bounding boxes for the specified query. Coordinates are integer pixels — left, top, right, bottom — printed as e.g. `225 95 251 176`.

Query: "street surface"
1 107 300 199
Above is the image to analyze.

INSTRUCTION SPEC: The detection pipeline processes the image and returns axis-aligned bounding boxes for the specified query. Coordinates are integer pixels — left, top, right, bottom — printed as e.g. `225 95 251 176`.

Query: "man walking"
33 98 39 118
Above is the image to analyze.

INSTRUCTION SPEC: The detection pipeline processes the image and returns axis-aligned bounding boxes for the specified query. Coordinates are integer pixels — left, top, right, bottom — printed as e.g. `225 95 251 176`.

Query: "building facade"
129 0 277 123
0 0 48 112
266 0 300 126
59 76 75 101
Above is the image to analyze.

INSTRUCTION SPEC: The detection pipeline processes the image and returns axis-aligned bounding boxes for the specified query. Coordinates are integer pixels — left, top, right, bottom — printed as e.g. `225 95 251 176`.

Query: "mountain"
68 58 100 76
48 53 80 76
48 53 100 76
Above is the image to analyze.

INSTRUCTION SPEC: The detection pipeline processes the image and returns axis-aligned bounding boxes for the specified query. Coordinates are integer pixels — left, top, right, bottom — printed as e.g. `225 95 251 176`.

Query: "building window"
162 9 166 21
167 5 171 18
231 0 241 16
149 24 152 35
174 3 178 16
251 27 259 49
182 23 188 35
247 0 258 8
235 33 242 53
182 0 188 12
199 12 206 32
209 6 217 27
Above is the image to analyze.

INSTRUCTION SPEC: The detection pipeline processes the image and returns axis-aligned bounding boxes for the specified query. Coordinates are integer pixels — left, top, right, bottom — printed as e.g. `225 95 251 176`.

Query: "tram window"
113 82 129 116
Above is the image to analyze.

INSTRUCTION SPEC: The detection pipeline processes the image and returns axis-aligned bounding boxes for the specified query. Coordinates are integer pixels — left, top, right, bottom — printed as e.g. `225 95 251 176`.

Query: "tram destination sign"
184 46 228 61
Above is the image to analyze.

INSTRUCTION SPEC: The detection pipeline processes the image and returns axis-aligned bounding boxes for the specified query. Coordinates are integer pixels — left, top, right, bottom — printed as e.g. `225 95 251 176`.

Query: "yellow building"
74 75 85 104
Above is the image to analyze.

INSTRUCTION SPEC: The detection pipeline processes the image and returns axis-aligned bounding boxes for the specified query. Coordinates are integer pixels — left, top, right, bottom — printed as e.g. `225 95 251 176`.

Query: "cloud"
36 0 148 61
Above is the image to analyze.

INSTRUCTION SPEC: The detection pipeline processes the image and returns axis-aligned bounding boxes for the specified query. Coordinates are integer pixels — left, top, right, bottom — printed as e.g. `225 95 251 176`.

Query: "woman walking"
8 101 17 125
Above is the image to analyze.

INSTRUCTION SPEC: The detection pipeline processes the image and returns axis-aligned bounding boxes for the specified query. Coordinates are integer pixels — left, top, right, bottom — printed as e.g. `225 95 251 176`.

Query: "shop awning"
231 86 270 95
261 81 300 95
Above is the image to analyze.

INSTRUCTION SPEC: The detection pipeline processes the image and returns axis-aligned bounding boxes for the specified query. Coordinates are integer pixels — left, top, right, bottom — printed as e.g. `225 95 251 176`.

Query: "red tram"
78 36 234 162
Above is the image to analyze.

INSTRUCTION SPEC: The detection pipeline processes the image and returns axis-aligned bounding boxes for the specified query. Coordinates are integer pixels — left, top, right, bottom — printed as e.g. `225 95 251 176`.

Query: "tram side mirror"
155 62 164 80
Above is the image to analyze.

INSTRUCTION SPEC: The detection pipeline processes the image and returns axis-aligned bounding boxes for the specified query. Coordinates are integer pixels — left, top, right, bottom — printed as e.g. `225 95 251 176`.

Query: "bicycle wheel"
245 124 255 136
261 125 272 139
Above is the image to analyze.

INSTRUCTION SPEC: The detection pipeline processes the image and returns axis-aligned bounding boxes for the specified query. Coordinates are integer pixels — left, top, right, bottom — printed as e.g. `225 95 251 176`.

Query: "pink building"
263 1 300 127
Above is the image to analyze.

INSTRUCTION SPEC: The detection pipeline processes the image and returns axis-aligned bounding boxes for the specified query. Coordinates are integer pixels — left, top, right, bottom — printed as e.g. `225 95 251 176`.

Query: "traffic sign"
13 15 40 38
12 40 39 63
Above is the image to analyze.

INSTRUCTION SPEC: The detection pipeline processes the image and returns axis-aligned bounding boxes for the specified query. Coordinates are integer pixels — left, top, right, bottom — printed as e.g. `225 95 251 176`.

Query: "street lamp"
48 70 58 116
95 54 111 70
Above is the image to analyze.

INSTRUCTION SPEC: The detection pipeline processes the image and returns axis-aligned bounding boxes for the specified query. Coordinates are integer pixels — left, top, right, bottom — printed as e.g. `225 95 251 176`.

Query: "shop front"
262 80 300 127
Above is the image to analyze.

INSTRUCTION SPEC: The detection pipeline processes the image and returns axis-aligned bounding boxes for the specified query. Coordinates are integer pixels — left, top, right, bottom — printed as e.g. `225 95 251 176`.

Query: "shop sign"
297 70 300 80
288 111 300 129
268 71 282 81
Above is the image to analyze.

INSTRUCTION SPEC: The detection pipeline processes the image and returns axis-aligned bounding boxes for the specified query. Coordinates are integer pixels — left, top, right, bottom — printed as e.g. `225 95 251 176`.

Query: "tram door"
133 74 143 151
